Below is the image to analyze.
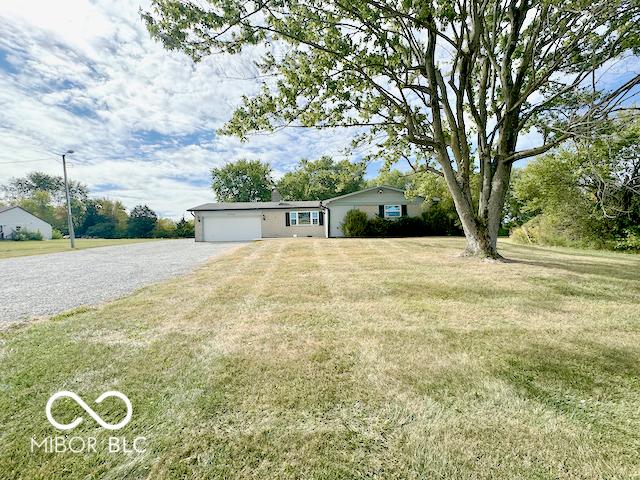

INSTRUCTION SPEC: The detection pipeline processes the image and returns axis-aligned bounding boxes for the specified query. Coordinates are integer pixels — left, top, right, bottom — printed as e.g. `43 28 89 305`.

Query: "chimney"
271 188 282 202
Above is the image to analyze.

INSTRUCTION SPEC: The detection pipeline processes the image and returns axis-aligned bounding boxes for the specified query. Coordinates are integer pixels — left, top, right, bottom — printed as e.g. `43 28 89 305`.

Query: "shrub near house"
12 229 43 241
341 209 369 237
341 209 429 237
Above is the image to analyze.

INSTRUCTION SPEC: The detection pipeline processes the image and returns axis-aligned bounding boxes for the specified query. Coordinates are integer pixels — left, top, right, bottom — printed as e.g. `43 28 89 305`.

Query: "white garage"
0 205 53 240
201 211 262 242
189 200 325 242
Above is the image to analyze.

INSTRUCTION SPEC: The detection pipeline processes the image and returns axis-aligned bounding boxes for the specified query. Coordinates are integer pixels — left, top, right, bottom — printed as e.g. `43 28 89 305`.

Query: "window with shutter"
287 211 320 226
383 205 401 217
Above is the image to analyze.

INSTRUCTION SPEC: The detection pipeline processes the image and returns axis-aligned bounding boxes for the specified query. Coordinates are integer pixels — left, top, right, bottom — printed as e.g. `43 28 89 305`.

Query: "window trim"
383 204 402 218
289 210 320 227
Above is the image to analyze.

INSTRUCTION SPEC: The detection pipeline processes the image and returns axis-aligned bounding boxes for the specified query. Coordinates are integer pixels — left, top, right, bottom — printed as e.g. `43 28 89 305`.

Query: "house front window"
289 211 320 226
297 212 311 225
384 205 401 218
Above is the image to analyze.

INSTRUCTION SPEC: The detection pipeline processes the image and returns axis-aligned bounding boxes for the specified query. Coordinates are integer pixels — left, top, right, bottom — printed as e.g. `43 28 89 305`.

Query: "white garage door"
203 214 261 241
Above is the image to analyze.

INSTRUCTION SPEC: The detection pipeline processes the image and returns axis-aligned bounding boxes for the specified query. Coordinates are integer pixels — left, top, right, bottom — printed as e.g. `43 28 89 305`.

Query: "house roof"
322 185 409 204
188 185 423 212
188 200 322 211
0 205 52 225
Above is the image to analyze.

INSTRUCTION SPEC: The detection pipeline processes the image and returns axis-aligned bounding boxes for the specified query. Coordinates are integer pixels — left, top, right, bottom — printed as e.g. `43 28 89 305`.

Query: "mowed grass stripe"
1 238 639 479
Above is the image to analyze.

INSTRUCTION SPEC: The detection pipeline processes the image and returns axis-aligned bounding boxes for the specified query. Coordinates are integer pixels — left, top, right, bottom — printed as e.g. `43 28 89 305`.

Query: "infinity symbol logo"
45 391 133 431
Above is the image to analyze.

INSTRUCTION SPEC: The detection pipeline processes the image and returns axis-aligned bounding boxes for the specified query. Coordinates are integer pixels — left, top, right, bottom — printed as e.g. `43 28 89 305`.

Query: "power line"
0 158 57 164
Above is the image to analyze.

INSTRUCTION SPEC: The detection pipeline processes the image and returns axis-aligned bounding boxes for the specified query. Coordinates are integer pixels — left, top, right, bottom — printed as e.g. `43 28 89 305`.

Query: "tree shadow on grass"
526 275 640 303
514 257 640 283
498 339 640 437
502 242 621 259
499 244 640 283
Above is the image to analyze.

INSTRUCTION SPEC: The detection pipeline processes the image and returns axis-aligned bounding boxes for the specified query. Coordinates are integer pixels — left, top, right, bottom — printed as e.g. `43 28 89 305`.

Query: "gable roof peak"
0 205 17 214
323 185 407 204
0 205 52 224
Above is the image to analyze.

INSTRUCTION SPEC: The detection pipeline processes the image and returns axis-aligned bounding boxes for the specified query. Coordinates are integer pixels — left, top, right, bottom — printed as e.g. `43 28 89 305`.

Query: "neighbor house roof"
188 200 322 211
0 205 52 225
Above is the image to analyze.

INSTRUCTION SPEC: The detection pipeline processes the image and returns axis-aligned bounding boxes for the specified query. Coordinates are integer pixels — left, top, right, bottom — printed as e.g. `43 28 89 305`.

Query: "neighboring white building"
0 206 53 240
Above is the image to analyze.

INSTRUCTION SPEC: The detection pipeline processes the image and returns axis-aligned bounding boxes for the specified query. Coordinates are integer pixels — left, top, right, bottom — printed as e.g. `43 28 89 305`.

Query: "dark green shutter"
401 205 408 216
319 211 324 225
285 212 290 226
378 205 384 217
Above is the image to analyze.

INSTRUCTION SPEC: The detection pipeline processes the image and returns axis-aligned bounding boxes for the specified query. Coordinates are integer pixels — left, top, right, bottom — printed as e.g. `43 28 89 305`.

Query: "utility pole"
61 150 76 248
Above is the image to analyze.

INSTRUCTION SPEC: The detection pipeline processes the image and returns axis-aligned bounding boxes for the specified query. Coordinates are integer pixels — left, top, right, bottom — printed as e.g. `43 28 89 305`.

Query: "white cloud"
0 0 358 218
2 1 637 217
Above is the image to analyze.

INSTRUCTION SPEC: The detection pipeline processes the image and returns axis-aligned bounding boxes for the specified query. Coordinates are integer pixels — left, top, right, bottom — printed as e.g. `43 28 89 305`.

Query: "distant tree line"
210 156 368 202
1 172 194 239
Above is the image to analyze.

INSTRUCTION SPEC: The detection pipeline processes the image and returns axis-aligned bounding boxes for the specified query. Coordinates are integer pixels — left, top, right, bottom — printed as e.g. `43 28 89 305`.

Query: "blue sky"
0 0 364 218
1 1 637 218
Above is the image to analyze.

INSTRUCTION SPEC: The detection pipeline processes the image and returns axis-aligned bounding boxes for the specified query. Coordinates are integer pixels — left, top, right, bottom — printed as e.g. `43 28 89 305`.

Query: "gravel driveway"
1 239 245 324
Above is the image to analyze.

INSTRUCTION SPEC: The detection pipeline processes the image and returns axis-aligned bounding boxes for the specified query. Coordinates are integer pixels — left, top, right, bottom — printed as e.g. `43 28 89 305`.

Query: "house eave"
188 202 322 212
322 185 409 204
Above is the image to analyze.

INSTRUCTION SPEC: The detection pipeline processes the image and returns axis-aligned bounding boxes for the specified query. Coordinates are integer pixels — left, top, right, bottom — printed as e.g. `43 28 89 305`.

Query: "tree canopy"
211 159 273 202
366 169 413 190
277 156 365 200
507 117 640 250
128 205 158 238
145 0 640 258
79 198 129 238
3 171 88 205
175 217 195 238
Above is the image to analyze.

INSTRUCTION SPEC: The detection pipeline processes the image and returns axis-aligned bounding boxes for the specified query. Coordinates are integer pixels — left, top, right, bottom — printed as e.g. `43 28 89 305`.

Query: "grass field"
0 238 163 259
1 238 639 479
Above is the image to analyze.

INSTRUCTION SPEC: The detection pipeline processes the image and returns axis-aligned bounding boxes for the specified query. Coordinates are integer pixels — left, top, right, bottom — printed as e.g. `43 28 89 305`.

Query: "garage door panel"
203 214 261 241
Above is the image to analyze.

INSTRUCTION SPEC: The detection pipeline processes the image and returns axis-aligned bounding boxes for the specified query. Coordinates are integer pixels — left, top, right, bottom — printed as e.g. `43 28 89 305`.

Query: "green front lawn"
0 238 164 259
1 238 639 479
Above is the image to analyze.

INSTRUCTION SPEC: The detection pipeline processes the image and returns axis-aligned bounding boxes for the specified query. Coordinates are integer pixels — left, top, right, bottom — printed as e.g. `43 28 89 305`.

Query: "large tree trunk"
485 161 512 249
439 156 511 260
461 222 498 258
